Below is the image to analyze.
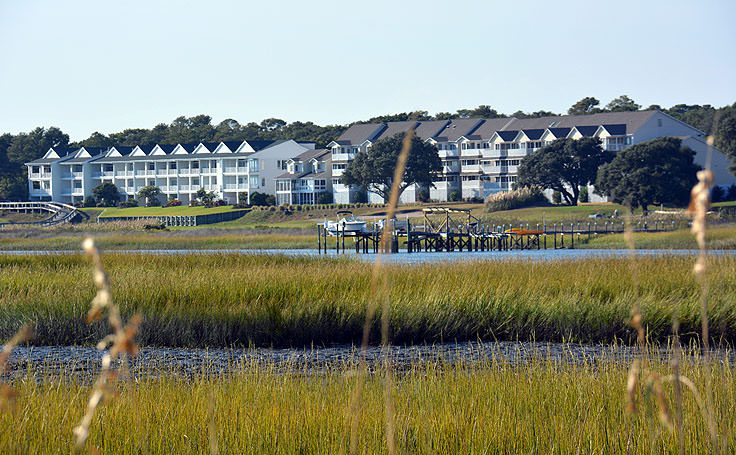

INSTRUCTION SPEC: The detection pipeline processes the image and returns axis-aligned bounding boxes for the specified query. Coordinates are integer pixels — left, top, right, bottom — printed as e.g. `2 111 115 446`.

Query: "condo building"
329 110 735 203
27 139 314 204
26 110 735 206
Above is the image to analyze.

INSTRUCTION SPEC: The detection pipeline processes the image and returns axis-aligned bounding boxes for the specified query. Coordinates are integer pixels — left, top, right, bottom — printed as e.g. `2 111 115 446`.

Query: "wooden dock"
317 207 681 255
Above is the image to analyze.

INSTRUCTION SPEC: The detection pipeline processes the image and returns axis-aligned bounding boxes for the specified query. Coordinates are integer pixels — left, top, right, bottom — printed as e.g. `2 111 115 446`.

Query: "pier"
317 207 680 254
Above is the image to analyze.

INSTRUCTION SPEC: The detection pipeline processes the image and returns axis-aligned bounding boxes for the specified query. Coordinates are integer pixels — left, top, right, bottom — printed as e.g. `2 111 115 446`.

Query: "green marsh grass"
2 253 735 347
1 352 733 454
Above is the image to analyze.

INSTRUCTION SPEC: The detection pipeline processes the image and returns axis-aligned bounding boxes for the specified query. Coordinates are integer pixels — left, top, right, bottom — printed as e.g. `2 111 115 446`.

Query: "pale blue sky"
1 0 734 141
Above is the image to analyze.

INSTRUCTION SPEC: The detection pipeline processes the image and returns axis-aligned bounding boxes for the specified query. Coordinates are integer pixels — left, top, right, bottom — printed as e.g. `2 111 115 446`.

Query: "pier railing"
0 201 79 227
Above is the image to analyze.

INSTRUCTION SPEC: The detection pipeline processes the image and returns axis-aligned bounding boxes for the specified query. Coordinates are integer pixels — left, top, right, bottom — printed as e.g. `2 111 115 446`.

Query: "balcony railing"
438 149 459 158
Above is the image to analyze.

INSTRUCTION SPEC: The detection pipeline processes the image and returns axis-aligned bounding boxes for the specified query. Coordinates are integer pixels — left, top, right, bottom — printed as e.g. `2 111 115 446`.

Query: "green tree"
595 137 699 211
605 95 641 112
138 185 162 207
341 133 442 202
713 103 736 167
92 182 120 207
6 127 69 171
517 138 613 206
456 105 504 119
195 188 217 207
568 97 601 115
0 176 27 201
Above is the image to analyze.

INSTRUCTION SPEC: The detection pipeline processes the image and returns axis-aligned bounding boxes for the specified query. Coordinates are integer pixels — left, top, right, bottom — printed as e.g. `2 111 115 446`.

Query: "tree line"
1 96 734 200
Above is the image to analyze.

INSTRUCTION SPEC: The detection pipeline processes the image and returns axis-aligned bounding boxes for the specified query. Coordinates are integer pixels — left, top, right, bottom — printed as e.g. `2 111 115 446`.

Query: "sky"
1 0 735 141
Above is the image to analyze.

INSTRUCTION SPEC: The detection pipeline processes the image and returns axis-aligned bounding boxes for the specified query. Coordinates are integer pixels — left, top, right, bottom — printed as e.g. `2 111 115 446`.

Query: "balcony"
223 167 237 174
442 165 459 174
460 164 481 173
460 148 482 157
438 149 459 158
331 152 356 162
179 185 190 191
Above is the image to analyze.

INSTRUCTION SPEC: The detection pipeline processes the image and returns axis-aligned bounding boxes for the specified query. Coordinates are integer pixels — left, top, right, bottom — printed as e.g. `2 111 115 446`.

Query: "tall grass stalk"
352 128 413 455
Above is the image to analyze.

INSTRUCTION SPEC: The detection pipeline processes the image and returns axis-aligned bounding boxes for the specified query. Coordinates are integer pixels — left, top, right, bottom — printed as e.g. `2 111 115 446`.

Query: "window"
461 160 479 166
32 181 40 189
192 161 199 169
657 119 663 127
249 176 259 188
32 166 39 174
73 180 82 189
42 181 50 189
192 178 200 186
169 162 177 170
249 159 259 172
43 166 51 173
332 163 347 170
262 178 266 187
332 178 340 185
148 163 155 170
104 164 113 172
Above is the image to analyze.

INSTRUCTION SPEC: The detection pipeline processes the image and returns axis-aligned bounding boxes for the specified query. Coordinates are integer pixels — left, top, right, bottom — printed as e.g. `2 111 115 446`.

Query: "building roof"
496 130 519 142
502 110 656 133
547 127 572 138
334 123 386 146
373 121 419 141
601 124 627 135
574 125 599 137
469 118 515 141
414 120 450 140
220 141 244 152
521 129 545 140
432 118 484 142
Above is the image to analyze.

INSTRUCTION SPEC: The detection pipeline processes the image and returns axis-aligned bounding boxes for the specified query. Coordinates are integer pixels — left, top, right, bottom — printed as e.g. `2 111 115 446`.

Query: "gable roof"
573 125 598 137
467 118 515 141
600 124 627 136
520 129 545 140
496 130 519 142
546 127 572 138
432 118 485 142
334 123 386 146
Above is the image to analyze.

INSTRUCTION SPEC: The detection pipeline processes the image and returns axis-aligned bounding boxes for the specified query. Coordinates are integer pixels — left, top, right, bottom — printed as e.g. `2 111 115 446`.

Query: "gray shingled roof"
468 118 515 141
276 150 332 180
373 121 419 141
334 123 386 146
414 120 450 140
502 110 656 133
432 118 485 142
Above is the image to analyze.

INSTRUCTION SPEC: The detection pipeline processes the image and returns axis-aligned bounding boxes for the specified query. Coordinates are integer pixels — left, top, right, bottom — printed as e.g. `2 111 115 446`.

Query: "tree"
456 105 504 119
195 188 217 207
341 133 442 202
517 137 614 206
605 95 641 112
713 103 736 167
6 127 69 170
92 182 120 207
0 176 27 201
250 191 275 206
315 192 333 204
568 97 601 115
138 185 162 207
595 137 700 211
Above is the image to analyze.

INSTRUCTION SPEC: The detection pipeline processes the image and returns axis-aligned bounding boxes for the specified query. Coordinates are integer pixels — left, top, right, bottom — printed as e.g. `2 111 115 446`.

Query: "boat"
324 210 367 234
504 228 544 235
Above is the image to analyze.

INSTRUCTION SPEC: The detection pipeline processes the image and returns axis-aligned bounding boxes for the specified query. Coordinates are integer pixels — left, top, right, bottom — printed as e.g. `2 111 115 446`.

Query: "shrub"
416 188 430 203
352 191 368 204
119 199 138 208
449 190 460 202
250 192 275 206
316 192 333 204
165 199 182 207
485 186 548 213
83 196 96 208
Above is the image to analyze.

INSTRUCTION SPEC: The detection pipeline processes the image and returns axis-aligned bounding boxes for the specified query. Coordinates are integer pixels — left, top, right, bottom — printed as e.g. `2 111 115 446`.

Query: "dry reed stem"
73 237 142 450
0 324 33 412
349 129 414 455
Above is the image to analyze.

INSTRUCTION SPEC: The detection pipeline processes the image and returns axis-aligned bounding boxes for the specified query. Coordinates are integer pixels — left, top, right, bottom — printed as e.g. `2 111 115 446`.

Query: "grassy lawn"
579 225 736 250
98 205 242 217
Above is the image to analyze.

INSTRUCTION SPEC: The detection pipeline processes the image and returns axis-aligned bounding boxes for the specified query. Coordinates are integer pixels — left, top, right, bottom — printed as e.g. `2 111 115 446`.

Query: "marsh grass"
0 351 733 454
0 231 315 250
1 251 735 349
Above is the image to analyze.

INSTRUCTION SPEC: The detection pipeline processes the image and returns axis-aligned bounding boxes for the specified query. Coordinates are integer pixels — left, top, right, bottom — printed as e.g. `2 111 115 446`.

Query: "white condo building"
328 110 736 203
26 139 314 204
26 110 736 206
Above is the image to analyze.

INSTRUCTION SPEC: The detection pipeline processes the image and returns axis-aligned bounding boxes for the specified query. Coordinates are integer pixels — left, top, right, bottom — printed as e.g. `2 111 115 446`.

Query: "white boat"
324 210 367 234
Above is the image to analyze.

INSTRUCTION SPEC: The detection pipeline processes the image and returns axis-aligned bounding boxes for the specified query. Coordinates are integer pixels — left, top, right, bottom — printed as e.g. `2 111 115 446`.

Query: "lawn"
97 205 242 217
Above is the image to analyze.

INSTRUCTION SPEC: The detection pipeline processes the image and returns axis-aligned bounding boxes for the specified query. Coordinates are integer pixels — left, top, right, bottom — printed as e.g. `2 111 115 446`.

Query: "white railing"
224 167 237 173
438 149 459 158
